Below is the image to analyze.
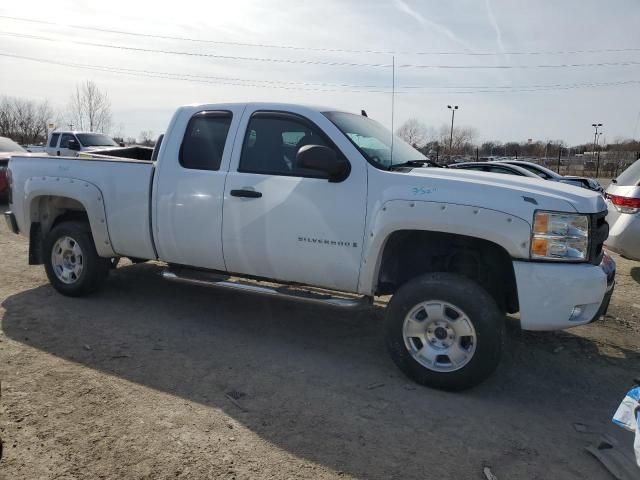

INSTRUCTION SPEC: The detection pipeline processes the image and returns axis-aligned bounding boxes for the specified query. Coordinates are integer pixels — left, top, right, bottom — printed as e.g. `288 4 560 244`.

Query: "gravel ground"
1 201 639 479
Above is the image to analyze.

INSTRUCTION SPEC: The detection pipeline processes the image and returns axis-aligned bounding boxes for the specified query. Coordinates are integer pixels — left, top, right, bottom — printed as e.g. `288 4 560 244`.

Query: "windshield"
0 137 26 153
615 160 640 186
323 111 426 169
76 133 118 147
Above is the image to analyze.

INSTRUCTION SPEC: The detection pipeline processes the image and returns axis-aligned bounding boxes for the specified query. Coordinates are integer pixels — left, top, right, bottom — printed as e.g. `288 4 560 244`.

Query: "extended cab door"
154 106 244 270
222 107 368 292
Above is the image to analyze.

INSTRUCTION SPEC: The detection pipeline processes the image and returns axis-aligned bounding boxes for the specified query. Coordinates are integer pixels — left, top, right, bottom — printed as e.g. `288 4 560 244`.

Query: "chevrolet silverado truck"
3 102 615 391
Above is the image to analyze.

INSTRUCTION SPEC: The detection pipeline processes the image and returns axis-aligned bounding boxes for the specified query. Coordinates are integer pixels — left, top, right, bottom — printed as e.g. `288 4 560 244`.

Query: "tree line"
395 117 640 158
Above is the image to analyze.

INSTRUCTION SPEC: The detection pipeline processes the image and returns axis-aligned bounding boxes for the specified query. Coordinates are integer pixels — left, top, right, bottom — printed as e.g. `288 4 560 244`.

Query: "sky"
1 0 639 145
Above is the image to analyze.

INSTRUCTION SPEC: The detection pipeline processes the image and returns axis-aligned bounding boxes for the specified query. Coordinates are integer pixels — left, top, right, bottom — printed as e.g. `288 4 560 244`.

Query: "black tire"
43 221 111 297
386 272 503 391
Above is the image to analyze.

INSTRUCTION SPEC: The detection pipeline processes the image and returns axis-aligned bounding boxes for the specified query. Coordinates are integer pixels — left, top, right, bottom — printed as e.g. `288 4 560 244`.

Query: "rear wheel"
43 221 111 296
386 272 503 391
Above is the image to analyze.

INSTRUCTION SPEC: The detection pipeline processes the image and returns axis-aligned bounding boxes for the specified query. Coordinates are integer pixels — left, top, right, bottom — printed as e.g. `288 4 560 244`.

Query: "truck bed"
8 155 156 260
79 146 155 162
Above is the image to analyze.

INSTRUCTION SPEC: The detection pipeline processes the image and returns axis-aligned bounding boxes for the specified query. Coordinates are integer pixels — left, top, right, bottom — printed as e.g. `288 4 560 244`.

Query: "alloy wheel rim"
402 300 477 372
51 236 84 284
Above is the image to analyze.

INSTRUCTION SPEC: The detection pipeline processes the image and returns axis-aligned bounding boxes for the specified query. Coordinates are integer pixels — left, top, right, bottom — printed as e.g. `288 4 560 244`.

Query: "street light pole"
592 123 602 155
447 105 458 153
596 131 604 177
592 123 603 177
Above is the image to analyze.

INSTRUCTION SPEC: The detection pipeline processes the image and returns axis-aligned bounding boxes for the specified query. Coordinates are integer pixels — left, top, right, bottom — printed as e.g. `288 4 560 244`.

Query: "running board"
162 268 372 310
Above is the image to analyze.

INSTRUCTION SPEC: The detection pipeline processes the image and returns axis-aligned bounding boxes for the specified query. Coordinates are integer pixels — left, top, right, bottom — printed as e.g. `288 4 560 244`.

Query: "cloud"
484 0 505 52
392 0 473 51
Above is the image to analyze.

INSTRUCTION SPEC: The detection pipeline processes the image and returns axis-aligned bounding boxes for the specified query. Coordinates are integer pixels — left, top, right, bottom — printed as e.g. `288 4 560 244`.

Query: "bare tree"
112 122 126 144
0 96 54 144
438 124 478 154
138 130 155 146
68 80 112 132
396 118 429 148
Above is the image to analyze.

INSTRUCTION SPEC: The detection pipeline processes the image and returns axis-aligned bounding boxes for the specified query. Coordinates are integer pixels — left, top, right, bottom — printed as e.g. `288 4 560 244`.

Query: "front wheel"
43 221 111 297
386 273 504 391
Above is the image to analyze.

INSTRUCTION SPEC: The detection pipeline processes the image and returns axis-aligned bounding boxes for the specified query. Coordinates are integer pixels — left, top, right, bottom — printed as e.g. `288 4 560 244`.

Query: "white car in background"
605 160 640 261
45 131 119 157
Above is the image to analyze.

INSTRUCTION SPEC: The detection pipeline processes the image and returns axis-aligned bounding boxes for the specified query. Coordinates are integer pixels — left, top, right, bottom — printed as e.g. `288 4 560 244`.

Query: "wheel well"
376 230 519 313
28 196 89 265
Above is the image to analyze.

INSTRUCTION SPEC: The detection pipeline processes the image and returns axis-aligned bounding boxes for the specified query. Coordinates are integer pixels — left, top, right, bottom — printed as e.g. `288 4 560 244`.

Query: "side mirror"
296 145 348 182
67 139 80 151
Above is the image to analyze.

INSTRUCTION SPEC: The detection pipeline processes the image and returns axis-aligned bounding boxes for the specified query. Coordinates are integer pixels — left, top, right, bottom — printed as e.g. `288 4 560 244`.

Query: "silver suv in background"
605 160 640 261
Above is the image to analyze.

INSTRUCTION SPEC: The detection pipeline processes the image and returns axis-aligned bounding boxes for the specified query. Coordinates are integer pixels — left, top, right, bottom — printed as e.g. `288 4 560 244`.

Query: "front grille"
588 210 608 265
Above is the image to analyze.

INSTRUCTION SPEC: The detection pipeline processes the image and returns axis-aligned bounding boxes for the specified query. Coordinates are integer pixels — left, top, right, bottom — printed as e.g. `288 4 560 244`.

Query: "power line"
0 52 391 93
1 14 640 57
0 31 392 68
3 31 640 70
2 52 639 95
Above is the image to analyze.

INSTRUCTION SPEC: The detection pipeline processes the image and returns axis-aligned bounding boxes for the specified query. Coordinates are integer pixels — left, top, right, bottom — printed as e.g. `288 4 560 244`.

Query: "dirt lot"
1 202 639 480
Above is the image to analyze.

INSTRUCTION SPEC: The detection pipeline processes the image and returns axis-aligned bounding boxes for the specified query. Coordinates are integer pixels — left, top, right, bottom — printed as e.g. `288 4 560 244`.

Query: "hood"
375 167 607 222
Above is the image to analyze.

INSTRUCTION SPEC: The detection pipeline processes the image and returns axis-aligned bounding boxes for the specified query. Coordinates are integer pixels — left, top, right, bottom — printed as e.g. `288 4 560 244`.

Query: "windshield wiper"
389 159 444 170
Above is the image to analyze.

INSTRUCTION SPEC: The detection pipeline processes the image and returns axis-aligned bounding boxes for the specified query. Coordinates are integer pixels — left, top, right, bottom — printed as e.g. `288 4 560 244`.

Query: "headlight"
531 211 589 261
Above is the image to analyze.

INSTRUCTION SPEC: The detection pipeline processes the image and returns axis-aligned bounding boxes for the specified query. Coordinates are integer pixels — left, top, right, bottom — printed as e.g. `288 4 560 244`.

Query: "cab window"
179 111 232 171
59 133 76 148
49 133 60 148
239 112 333 177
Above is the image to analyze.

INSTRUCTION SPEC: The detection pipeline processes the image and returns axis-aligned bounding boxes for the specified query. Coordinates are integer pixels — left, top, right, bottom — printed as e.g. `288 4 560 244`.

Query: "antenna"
390 55 395 164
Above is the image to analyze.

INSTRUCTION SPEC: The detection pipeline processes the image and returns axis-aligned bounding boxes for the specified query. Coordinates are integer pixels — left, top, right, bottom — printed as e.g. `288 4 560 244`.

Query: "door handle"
230 189 262 198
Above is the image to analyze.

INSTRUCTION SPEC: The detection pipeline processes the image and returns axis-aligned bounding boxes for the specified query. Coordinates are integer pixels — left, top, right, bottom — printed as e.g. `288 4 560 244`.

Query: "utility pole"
557 149 561 173
447 105 458 154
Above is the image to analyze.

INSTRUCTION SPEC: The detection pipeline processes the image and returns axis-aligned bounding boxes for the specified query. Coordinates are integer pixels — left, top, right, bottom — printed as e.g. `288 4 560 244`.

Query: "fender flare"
24 176 116 257
357 200 532 294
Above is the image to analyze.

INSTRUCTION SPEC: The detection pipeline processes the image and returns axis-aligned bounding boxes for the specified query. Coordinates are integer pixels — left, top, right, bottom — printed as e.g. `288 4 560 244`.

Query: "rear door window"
180 111 232 171
49 133 60 148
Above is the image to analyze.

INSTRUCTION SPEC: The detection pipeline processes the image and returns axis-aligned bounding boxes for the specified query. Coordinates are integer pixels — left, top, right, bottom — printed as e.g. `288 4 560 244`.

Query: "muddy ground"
1 201 639 479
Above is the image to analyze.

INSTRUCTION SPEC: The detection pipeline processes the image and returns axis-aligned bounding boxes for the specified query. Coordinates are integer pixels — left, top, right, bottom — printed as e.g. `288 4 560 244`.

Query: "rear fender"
24 176 115 257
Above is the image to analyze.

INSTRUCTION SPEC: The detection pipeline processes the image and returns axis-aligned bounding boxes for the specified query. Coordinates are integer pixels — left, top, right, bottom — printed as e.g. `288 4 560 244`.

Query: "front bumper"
4 211 19 234
513 253 615 331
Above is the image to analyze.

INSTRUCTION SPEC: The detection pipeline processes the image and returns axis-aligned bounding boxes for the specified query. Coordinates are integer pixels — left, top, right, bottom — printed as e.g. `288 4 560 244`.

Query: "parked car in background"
498 160 604 193
605 160 640 261
45 131 119 157
0 136 27 201
448 162 541 178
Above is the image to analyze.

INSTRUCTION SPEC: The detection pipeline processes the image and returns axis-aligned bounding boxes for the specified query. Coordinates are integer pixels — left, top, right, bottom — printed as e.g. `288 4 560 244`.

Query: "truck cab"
45 131 119 157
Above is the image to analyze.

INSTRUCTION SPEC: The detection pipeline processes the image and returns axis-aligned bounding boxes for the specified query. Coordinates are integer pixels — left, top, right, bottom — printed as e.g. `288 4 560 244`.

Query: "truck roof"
179 102 347 114
49 130 114 135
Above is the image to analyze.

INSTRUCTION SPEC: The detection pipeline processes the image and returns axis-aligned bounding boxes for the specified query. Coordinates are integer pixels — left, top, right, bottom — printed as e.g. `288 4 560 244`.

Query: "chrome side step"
162 268 372 310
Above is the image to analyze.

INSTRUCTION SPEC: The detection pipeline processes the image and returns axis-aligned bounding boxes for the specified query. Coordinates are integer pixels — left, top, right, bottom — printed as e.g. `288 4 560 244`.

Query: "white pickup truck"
4 102 615 391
